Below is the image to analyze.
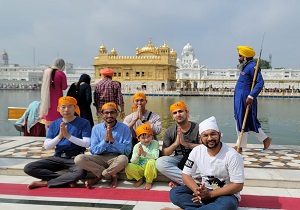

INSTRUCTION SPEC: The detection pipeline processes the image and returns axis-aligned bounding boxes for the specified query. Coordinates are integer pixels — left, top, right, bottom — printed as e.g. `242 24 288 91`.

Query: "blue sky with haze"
0 0 299 69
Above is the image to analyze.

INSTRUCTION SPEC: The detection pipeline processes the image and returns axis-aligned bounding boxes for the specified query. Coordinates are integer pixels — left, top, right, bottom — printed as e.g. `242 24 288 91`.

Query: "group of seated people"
24 92 245 210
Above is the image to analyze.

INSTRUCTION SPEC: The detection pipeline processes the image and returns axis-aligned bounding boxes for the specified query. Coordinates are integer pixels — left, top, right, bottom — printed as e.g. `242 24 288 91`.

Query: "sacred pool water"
1 90 299 146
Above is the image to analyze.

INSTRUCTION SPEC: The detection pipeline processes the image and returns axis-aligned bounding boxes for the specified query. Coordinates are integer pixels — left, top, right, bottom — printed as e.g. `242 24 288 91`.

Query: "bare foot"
69 182 77 188
233 146 243 154
263 137 272 150
168 181 179 188
144 182 152 190
108 174 118 188
85 176 102 188
27 180 47 189
134 178 144 188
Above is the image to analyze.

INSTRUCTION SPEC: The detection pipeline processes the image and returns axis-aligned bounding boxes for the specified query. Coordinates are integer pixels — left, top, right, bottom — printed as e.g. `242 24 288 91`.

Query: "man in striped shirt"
94 68 125 122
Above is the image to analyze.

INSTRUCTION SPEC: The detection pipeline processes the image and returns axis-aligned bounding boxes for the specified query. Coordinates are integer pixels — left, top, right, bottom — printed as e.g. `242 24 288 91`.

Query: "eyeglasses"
102 111 117 115
172 110 185 115
201 132 219 140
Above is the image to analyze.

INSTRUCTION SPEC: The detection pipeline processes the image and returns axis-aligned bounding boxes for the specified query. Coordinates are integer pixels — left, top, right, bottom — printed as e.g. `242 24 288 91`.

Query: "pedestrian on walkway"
39 58 68 128
67 73 94 127
234 46 272 153
93 68 125 122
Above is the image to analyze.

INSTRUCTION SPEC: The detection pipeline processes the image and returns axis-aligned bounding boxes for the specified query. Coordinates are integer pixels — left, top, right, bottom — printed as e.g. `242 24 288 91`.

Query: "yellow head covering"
237 46 255 58
135 123 153 138
101 102 118 111
100 68 114 77
170 101 188 113
57 96 80 116
131 92 147 112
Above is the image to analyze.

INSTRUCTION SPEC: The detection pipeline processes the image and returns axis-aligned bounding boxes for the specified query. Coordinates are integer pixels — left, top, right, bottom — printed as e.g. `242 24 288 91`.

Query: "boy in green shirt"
125 123 159 190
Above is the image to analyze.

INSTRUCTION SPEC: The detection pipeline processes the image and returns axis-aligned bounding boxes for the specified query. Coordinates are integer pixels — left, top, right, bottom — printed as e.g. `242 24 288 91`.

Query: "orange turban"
170 101 188 113
101 68 114 77
131 92 147 112
237 46 255 58
136 123 153 138
101 102 118 111
57 96 80 116
132 92 147 101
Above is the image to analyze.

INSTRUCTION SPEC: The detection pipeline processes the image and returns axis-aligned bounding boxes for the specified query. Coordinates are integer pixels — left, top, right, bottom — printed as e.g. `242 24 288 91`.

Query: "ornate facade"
93 39 177 91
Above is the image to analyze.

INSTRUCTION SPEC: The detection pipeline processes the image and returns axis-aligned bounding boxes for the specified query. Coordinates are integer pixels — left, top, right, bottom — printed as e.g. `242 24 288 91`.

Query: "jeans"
156 155 183 185
170 185 238 210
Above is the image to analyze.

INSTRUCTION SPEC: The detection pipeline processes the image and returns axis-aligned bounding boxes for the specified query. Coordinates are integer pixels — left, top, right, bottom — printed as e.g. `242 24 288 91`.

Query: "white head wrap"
199 116 219 135
51 58 65 71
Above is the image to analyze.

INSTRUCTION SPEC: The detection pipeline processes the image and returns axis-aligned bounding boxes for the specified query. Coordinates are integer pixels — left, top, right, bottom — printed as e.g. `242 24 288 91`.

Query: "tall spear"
236 34 265 151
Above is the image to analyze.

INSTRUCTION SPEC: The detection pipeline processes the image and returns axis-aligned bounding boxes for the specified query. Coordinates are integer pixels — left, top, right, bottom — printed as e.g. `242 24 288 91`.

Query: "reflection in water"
1 90 300 145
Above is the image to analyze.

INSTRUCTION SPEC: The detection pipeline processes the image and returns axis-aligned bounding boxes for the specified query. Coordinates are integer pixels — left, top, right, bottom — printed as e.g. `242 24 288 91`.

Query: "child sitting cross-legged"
125 123 159 190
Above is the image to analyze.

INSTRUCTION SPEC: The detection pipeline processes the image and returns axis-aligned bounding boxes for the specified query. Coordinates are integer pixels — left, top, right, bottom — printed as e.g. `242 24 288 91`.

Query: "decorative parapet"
107 55 161 60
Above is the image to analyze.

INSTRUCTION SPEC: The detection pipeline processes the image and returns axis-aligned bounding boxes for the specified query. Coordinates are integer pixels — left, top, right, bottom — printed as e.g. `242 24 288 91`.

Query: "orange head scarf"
131 92 147 112
57 96 80 116
170 101 188 114
101 102 118 111
135 123 153 138
237 46 255 58
100 68 114 77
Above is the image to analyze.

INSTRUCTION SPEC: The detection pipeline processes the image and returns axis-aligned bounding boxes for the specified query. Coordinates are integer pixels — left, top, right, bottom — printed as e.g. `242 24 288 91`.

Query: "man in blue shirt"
24 96 91 189
234 46 272 153
75 102 132 188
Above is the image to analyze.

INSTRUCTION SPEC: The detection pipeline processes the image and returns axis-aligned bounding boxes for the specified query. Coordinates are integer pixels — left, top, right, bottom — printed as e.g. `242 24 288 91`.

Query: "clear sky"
1 0 299 69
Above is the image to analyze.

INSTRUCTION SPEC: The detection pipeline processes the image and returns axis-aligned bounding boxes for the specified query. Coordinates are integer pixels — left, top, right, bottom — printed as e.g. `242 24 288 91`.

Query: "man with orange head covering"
234 46 272 153
75 102 132 188
24 96 91 189
156 101 200 188
123 92 162 158
94 68 125 122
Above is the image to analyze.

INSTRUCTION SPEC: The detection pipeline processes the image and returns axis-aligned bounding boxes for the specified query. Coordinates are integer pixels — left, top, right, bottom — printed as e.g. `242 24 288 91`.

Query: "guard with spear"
233 42 272 153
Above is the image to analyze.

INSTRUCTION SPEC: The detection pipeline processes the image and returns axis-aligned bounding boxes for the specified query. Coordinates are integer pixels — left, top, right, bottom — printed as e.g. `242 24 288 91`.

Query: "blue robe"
234 60 264 132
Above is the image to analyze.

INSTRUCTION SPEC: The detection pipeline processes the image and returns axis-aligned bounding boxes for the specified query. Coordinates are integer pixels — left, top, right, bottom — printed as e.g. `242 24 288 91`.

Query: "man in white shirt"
165 116 244 210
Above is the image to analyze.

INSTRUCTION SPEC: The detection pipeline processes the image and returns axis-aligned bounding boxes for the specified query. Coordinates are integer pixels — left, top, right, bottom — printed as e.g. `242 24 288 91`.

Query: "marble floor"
0 136 300 210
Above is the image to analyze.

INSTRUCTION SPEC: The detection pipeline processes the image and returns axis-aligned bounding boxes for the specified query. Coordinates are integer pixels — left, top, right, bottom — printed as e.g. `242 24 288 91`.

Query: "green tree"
253 58 271 69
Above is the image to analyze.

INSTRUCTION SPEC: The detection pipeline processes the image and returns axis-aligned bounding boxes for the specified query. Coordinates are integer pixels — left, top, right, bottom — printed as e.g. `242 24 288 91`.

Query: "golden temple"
93 39 177 91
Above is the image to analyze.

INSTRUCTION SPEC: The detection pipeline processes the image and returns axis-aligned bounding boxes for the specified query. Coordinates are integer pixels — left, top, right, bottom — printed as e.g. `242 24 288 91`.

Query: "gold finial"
99 43 107 54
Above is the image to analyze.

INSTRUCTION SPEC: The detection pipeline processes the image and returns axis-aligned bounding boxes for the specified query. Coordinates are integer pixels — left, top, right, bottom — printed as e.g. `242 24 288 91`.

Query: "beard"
237 59 246 71
203 139 221 149
105 117 115 124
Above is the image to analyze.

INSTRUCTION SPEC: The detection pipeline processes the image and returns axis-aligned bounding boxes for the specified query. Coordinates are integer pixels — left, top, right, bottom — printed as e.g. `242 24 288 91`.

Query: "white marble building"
0 50 94 89
176 43 300 91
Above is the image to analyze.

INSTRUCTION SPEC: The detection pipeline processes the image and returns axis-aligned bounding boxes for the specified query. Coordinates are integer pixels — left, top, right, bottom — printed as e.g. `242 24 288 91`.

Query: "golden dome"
140 38 158 52
2 49 7 56
160 42 170 50
170 49 177 56
99 44 107 53
110 48 117 56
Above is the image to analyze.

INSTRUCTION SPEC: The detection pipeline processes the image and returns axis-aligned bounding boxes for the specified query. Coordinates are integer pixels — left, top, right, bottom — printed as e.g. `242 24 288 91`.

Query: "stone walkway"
0 136 300 210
